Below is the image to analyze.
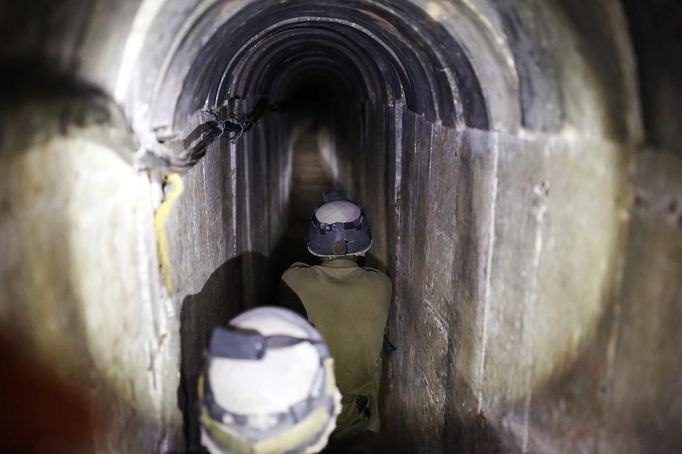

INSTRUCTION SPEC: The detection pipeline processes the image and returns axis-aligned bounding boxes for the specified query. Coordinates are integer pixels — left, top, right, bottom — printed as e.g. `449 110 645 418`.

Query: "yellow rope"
154 173 184 295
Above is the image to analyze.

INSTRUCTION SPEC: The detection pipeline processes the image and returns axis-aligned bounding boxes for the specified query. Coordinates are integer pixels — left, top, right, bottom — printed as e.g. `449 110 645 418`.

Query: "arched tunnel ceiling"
1 0 681 452
126 0 531 144
159 0 490 135
115 0 644 159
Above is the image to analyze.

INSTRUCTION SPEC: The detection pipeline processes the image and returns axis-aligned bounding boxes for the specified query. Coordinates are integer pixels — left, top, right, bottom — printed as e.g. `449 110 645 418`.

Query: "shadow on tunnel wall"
178 247 310 452
178 254 247 453
177 244 387 452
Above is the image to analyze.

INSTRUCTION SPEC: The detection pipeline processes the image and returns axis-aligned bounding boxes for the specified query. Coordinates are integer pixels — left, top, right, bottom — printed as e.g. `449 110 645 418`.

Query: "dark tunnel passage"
275 122 335 272
267 77 348 277
147 2 682 451
179 120 338 451
168 4 496 448
0 1 681 453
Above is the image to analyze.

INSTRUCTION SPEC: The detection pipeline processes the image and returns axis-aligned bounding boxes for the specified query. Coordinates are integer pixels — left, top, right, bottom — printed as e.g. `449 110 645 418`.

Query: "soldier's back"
280 258 391 438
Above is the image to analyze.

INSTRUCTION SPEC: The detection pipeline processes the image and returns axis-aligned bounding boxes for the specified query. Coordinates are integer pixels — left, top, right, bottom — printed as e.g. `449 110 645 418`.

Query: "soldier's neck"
322 256 358 263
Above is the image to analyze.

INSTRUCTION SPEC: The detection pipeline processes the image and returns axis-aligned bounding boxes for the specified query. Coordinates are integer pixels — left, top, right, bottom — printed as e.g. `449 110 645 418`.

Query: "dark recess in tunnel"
178 56 389 448
621 0 682 153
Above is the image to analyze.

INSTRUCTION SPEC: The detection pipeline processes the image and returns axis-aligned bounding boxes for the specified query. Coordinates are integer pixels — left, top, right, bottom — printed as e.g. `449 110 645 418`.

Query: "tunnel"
0 0 681 453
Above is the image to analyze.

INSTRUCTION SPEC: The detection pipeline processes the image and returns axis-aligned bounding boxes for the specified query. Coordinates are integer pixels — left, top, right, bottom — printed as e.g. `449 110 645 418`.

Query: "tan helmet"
307 191 372 258
199 307 341 454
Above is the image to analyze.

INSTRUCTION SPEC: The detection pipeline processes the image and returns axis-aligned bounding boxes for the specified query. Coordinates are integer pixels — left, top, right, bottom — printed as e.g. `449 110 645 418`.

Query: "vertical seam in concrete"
244 137 253 253
521 389 532 453
201 154 210 255
522 142 550 453
230 141 238 257
597 165 632 452
598 290 623 454
142 178 160 320
426 123 434 183
391 104 402 337
388 104 403 400
477 132 499 413
393 104 403 248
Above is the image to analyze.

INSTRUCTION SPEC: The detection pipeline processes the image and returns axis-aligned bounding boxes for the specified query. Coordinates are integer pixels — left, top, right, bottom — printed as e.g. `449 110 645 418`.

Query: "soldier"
279 191 391 443
198 307 341 454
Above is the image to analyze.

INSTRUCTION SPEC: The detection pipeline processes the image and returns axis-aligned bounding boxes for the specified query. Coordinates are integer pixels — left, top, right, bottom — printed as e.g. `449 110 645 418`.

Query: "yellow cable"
154 173 184 295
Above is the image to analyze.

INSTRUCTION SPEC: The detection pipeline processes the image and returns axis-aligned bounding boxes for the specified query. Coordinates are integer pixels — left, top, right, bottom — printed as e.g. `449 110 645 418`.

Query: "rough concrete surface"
0 94 182 452
0 0 680 453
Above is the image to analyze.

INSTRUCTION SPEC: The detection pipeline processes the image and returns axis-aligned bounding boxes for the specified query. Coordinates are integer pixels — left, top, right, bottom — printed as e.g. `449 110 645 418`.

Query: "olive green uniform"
280 258 391 441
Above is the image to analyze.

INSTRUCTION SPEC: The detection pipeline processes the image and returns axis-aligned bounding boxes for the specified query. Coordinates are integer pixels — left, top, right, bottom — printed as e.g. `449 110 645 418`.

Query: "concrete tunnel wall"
0 1 680 453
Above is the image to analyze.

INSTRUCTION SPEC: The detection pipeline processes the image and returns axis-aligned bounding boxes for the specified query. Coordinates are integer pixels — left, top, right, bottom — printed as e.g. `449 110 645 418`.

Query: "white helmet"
307 191 372 258
199 307 341 454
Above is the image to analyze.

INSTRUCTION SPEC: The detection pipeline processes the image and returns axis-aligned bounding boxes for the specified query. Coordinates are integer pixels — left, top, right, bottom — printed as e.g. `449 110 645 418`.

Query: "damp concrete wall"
0 1 680 453
0 90 181 452
605 151 682 452
165 112 294 449
317 2 650 451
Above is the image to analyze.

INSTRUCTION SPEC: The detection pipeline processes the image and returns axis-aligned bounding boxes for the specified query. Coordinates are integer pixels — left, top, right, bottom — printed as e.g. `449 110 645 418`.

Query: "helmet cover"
307 192 372 257
199 307 341 454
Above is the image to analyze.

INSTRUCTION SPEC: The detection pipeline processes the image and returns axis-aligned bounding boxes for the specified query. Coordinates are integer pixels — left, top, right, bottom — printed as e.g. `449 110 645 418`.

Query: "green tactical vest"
280 258 391 441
